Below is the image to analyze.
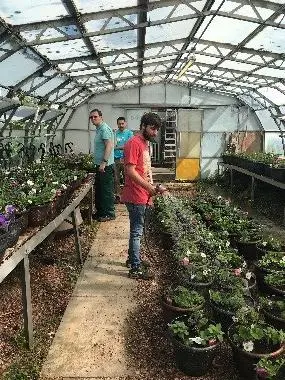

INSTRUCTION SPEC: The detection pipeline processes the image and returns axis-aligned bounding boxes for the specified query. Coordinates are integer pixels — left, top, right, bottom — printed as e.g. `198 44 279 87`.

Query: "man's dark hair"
140 112 161 130
90 108 102 116
117 116 126 123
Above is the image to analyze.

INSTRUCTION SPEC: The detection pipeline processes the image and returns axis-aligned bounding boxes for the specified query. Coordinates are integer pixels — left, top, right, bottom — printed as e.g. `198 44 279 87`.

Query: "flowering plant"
230 307 285 353
258 251 285 272
256 357 285 379
257 236 285 253
209 288 251 312
0 205 16 233
169 309 224 347
260 296 285 320
164 285 205 309
264 272 285 288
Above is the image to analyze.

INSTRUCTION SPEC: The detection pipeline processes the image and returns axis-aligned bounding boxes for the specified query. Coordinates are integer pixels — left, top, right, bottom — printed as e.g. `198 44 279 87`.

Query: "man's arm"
125 164 157 196
99 139 113 172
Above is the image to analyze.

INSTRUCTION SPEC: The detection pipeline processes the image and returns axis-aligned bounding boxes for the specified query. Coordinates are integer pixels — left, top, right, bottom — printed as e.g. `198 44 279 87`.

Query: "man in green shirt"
90 108 115 222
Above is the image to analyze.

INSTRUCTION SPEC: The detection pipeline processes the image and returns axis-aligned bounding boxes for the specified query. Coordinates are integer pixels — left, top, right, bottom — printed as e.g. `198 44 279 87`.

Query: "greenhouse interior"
0 0 285 379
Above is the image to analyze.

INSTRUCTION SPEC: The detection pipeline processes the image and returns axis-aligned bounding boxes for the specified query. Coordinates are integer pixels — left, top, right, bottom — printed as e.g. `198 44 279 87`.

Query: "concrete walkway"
41 204 136 379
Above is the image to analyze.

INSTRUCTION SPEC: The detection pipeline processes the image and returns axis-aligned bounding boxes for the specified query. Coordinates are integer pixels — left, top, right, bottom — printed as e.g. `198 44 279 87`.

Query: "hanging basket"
27 202 52 227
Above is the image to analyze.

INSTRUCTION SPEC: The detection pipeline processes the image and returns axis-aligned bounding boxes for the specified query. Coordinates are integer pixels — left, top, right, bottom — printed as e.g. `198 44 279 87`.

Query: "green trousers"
95 165 115 218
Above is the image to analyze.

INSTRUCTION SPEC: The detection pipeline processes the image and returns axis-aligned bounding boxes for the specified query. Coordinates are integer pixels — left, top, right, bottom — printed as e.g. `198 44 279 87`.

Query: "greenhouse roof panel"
0 0 68 25
0 0 283 109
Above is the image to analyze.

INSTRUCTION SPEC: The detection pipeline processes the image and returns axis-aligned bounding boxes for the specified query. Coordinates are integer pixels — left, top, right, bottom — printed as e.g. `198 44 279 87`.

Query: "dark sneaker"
125 259 151 268
128 267 154 280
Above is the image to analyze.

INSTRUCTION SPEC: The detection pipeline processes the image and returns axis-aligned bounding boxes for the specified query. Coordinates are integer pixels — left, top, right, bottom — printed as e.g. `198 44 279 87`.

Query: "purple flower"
0 214 9 232
5 205 16 214
256 367 269 379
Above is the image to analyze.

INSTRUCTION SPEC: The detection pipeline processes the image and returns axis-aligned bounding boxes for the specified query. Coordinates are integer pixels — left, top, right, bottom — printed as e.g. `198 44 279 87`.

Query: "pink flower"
180 257 190 266
256 367 269 379
233 268 242 276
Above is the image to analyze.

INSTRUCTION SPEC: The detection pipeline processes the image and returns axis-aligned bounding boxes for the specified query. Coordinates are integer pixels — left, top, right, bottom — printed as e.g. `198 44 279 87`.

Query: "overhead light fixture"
177 54 196 79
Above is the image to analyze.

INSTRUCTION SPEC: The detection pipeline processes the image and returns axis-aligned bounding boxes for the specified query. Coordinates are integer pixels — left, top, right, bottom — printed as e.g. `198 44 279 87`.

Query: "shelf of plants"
0 153 95 348
154 192 285 380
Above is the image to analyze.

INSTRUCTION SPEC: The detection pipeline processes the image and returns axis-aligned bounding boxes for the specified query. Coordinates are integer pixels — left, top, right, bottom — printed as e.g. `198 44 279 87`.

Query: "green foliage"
258 251 285 272
209 289 249 311
169 321 189 340
257 236 285 252
256 357 285 379
167 286 205 309
265 272 285 287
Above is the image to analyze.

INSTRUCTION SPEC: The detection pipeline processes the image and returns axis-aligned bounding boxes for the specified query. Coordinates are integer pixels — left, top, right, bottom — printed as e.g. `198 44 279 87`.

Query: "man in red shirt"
121 112 167 279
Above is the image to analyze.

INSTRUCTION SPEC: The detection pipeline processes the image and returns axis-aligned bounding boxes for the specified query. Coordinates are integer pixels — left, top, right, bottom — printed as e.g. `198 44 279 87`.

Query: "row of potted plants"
222 152 285 182
0 154 93 260
154 193 284 379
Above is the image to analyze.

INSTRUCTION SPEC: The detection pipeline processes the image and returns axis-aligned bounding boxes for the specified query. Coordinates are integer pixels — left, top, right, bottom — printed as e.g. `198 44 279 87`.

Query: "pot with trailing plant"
180 264 214 298
236 228 262 262
256 236 285 259
254 251 285 292
209 288 255 331
255 357 285 380
168 309 224 376
260 296 285 330
213 267 257 297
264 272 285 297
161 285 205 322
228 307 285 380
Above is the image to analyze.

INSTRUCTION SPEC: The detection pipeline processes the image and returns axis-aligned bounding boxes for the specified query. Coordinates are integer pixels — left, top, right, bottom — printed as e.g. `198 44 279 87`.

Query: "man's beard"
142 129 156 143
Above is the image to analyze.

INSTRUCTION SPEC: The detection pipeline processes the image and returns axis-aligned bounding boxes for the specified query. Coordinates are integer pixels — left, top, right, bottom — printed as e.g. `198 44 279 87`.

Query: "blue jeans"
125 203 146 269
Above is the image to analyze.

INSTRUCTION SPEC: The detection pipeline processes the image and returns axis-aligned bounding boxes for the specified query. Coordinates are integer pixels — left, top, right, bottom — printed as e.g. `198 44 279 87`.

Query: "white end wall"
64 83 262 177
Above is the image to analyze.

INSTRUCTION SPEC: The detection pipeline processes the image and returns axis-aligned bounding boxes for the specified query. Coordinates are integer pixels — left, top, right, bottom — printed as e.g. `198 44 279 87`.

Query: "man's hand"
99 162 106 172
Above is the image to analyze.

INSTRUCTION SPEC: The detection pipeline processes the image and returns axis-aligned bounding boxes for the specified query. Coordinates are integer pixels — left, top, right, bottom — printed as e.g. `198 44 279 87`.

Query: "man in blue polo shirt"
114 117 133 202
90 108 115 222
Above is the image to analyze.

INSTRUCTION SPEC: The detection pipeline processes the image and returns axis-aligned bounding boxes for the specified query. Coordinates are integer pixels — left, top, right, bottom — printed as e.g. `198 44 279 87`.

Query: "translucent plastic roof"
0 0 284 113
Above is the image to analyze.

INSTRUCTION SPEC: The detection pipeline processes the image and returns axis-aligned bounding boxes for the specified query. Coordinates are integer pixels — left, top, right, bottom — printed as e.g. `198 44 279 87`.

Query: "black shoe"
98 216 116 222
125 259 151 268
128 266 154 280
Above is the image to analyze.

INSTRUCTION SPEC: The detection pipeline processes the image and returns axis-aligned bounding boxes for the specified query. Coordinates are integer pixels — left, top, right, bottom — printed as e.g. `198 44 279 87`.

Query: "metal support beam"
71 210 83 265
12 64 51 91
19 256 34 349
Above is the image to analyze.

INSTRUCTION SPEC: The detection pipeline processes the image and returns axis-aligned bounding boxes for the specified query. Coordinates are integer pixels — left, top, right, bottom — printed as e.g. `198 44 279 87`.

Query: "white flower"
189 336 204 345
74 175 77 180
61 184 67 190
31 188 37 194
200 252 206 258
52 181 58 185
282 256 285 263
217 196 222 200
190 274 196 280
261 241 267 247
226 241 230 247
51 189 57 194
27 199 32 204
245 272 252 280
243 341 254 352
186 249 191 256
232 316 239 322
27 180 34 186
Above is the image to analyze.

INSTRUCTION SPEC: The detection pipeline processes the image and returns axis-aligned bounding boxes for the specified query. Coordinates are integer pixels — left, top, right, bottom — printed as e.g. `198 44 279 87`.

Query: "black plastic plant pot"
169 330 220 377
264 165 271 178
209 300 235 331
251 162 266 176
236 240 260 262
160 230 174 250
228 324 285 380
161 296 204 323
270 167 285 183
265 282 285 297
262 307 285 331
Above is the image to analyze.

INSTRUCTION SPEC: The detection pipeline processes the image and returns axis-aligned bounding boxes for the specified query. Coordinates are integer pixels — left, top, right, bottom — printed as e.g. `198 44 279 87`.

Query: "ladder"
164 109 177 162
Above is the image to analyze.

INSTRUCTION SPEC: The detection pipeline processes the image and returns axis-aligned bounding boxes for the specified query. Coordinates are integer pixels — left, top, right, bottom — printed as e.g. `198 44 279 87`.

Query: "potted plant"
161 285 205 322
260 296 285 330
255 357 285 379
209 288 254 330
168 309 224 376
180 265 214 297
264 272 285 297
236 228 262 261
255 252 285 292
228 307 285 379
213 268 256 296
215 249 245 270
256 236 285 259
